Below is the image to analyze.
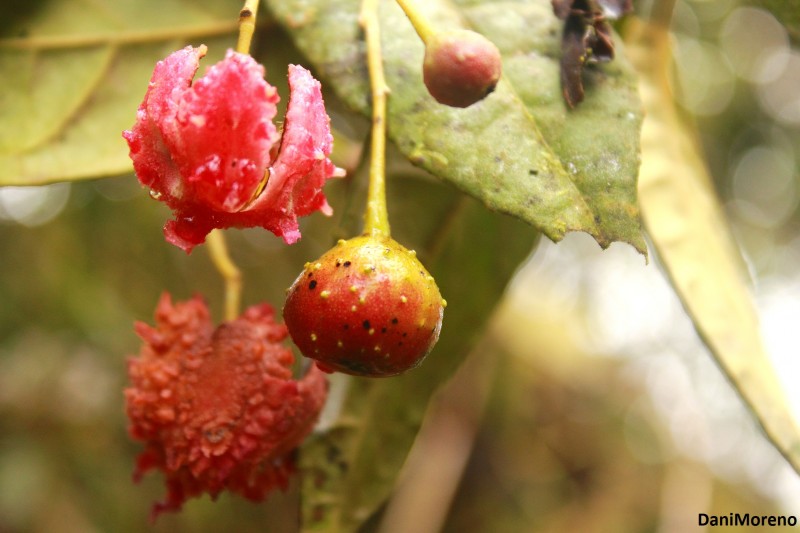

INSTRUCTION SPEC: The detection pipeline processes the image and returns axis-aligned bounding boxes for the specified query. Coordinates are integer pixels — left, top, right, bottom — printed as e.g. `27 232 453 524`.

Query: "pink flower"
124 293 328 520
123 46 343 253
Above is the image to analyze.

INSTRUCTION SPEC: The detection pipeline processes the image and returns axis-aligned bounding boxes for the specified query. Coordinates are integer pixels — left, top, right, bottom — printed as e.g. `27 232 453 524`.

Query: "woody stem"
360 0 392 237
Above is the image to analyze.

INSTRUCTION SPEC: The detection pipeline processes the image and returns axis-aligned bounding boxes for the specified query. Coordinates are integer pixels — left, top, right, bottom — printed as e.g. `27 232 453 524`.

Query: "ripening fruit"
423 29 502 108
283 234 446 377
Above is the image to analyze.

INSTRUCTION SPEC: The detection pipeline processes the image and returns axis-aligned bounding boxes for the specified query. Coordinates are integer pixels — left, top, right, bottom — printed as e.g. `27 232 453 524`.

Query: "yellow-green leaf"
0 0 239 185
627 17 800 475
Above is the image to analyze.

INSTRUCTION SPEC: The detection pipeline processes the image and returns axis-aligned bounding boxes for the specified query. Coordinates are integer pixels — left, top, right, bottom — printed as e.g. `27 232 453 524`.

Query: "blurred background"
1 0 800 531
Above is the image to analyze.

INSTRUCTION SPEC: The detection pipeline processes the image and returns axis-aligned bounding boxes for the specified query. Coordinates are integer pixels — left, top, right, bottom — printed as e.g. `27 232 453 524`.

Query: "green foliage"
265 0 646 255
0 0 238 185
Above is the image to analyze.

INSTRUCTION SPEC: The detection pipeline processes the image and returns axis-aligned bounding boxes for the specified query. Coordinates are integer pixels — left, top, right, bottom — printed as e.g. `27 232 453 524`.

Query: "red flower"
123 46 344 253
124 293 328 520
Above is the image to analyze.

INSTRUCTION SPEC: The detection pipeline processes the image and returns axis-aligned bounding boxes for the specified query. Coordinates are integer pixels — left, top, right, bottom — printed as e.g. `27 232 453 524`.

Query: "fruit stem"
360 0 392 237
236 0 259 54
206 230 242 321
394 0 435 43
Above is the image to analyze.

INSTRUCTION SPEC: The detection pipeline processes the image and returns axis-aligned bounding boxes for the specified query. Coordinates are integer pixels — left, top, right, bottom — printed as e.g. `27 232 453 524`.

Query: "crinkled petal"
246 65 342 244
167 65 344 249
123 46 207 196
169 50 279 213
124 49 342 253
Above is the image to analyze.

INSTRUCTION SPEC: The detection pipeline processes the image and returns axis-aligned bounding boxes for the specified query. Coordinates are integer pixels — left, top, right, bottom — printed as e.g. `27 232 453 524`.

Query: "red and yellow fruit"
283 234 445 377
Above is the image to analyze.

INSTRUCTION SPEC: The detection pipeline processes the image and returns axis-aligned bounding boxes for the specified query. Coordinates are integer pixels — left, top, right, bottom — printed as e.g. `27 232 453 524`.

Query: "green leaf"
298 171 538 532
0 0 239 186
627 18 800 476
265 0 646 255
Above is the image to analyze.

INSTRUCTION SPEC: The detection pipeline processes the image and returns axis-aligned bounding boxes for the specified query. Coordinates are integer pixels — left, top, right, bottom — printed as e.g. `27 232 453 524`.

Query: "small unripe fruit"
283 234 445 377
423 29 502 108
